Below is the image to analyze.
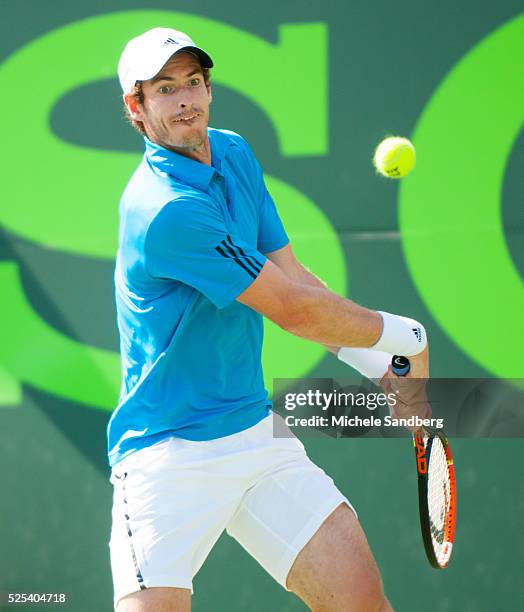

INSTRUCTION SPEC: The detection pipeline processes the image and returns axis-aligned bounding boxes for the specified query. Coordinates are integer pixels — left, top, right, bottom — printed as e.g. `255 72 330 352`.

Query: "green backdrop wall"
1 1 523 610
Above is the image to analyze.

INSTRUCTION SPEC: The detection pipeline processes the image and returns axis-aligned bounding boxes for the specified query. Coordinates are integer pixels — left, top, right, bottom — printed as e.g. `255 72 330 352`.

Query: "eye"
158 85 172 94
189 78 200 86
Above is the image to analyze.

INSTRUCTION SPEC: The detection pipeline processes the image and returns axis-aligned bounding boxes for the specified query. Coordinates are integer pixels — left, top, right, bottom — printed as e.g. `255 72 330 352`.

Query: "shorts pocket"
119 437 174 474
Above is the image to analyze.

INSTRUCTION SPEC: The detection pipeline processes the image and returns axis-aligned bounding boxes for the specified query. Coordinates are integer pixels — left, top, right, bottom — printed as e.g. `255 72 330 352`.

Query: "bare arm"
252 245 431 427
236 244 383 348
263 245 340 354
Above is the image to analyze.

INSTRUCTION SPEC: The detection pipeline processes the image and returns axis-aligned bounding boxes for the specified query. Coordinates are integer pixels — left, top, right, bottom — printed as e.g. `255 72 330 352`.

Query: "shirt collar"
144 128 234 192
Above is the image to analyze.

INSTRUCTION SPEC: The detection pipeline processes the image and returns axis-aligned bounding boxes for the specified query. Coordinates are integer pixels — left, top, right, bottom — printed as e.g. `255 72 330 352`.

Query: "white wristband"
371 311 427 356
337 347 392 380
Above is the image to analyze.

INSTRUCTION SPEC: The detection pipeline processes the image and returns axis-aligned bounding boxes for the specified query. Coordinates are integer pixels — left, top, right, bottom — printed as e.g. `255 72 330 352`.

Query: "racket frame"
413 427 456 569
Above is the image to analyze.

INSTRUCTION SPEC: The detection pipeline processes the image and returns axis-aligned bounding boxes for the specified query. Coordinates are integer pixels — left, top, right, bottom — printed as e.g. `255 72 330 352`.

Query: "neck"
170 139 211 165
151 134 212 166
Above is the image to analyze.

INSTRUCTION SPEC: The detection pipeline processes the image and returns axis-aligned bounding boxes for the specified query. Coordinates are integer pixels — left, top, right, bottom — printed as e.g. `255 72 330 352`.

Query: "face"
125 51 212 155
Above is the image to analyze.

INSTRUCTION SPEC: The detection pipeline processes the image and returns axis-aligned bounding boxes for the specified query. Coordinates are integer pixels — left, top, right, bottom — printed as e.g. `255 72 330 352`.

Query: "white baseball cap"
118 27 214 94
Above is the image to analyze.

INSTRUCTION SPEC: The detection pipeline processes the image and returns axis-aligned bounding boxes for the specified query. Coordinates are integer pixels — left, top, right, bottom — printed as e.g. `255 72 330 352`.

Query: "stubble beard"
148 116 207 155
176 128 206 151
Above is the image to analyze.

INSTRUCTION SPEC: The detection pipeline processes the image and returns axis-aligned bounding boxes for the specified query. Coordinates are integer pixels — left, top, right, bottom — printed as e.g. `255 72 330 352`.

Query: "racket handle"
391 355 410 377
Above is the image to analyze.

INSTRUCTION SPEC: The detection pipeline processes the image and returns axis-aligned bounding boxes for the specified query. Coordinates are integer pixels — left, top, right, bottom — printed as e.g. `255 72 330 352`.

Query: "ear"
207 83 213 105
123 93 145 121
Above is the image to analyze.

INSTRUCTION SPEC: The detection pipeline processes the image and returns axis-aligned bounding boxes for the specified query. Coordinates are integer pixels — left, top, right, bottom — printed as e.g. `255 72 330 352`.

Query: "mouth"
173 113 199 124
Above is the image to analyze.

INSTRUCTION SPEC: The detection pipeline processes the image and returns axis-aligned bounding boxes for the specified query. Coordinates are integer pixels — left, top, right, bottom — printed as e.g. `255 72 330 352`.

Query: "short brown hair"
123 65 211 136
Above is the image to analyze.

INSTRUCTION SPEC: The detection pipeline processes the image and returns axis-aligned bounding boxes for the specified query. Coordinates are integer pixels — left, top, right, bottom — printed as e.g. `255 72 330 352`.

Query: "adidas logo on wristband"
412 327 422 342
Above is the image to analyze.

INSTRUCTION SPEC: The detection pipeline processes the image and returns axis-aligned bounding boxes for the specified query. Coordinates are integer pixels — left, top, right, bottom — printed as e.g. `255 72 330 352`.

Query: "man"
109 27 430 612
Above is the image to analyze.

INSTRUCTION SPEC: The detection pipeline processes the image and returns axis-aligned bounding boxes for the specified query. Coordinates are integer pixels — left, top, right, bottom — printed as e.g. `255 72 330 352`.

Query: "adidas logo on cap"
412 327 422 342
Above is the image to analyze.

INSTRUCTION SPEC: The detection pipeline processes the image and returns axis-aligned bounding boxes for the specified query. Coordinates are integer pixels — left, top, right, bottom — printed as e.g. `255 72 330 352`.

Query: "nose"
175 88 198 109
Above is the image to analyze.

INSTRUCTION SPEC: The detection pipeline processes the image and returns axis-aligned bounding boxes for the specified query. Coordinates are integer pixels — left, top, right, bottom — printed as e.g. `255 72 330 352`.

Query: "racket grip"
391 355 410 377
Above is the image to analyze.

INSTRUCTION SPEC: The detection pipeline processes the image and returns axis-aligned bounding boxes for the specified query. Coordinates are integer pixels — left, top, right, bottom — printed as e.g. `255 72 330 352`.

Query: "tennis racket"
391 355 456 569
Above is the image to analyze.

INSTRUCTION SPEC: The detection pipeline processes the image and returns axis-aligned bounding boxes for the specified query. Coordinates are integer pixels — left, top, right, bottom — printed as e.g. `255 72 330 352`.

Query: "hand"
379 345 431 431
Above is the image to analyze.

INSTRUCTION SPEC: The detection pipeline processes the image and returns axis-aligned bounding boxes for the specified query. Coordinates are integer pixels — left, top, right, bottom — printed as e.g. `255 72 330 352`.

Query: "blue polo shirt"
107 128 288 467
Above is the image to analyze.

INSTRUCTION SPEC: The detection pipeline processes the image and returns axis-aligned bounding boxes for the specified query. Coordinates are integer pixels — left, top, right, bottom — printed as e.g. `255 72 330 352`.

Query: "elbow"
273 285 309 335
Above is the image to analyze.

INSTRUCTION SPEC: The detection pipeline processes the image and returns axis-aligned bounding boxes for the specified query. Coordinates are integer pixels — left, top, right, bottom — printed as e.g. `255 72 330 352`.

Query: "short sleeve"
144 197 267 309
231 133 288 255
257 187 289 254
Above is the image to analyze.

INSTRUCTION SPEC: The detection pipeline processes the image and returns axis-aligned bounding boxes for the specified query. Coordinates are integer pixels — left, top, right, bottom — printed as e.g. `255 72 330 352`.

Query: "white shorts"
109 413 354 607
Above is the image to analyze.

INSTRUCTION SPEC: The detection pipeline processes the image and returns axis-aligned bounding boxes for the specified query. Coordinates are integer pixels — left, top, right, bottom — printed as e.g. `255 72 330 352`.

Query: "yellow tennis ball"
373 136 416 178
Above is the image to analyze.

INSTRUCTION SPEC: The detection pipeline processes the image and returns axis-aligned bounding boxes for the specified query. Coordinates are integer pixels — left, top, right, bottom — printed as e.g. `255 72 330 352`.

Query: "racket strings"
427 437 452 561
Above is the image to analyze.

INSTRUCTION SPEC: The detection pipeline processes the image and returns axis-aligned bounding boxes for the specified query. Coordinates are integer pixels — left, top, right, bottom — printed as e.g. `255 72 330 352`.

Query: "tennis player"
109 27 430 612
